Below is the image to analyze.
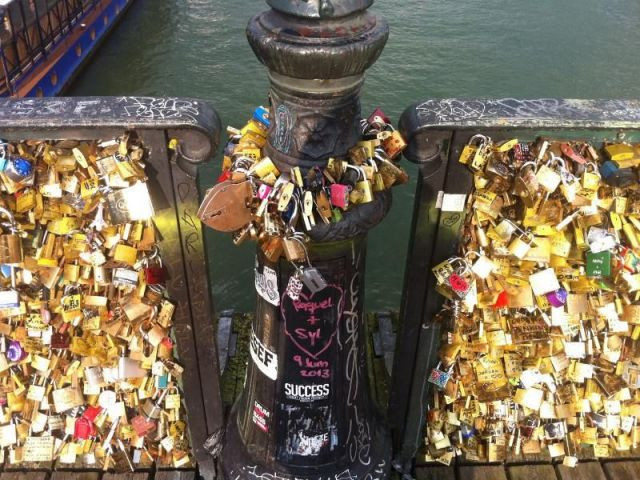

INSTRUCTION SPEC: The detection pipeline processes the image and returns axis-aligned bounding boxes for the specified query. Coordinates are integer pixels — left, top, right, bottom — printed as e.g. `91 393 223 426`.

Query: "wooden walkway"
219 312 640 480
416 461 640 480
0 471 196 480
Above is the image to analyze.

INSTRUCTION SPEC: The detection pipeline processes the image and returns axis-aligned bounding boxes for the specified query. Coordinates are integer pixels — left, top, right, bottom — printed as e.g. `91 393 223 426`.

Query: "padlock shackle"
0 206 17 232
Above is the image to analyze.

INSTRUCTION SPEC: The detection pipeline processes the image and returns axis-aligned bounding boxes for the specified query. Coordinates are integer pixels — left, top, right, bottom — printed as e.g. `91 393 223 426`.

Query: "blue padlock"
600 160 636 187
4 156 33 183
0 264 11 278
253 106 270 129
223 140 237 157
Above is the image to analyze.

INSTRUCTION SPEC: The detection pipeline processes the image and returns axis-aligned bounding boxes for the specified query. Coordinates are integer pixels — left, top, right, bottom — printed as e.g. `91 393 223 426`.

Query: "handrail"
391 97 640 471
399 98 640 164
0 96 223 479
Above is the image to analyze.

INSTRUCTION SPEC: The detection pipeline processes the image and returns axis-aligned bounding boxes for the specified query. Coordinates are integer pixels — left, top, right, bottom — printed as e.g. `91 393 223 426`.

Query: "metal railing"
390 98 640 470
0 96 224 479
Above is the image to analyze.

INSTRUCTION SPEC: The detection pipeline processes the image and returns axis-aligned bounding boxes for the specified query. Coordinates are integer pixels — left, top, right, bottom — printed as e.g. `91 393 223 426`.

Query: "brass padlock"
508 231 534 259
513 161 540 208
282 236 307 263
0 207 23 265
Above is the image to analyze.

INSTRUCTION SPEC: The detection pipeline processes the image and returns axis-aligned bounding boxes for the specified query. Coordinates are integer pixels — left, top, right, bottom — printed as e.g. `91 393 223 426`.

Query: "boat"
0 0 135 98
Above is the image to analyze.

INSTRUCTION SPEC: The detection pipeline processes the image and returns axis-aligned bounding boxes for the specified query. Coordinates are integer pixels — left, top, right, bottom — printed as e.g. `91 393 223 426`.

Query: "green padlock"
586 251 612 277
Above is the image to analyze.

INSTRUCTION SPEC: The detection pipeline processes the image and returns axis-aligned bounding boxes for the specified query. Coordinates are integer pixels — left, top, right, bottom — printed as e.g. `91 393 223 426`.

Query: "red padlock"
217 169 232 183
493 290 509 309
367 108 390 129
560 143 586 165
448 273 469 293
74 417 96 440
131 415 156 437
145 266 167 285
82 405 102 422
330 184 350 209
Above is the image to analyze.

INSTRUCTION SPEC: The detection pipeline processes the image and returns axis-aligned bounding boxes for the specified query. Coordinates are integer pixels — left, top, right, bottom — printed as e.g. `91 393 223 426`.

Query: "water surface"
69 0 640 312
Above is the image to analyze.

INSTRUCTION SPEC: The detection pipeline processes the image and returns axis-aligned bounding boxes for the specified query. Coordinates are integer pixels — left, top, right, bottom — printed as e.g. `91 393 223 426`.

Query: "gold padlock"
0 207 23 265
508 231 534 259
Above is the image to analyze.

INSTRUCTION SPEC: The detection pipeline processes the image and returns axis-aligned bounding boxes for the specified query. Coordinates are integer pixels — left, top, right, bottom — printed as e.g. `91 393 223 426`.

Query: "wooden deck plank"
508 465 557 480
51 473 100 480
601 461 640 480
415 465 455 480
457 465 507 480
102 474 149 480
0 473 49 480
556 461 606 480
154 471 197 480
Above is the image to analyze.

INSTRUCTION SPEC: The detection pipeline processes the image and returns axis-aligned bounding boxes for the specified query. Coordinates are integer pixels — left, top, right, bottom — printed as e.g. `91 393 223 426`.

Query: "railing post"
220 1 392 479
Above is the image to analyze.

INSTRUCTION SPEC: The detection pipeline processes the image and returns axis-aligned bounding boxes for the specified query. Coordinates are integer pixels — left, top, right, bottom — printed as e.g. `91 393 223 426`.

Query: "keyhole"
319 0 334 17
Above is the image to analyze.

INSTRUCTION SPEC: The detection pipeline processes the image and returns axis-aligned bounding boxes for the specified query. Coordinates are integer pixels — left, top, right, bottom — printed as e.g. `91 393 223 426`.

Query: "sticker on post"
255 263 279 306
250 328 278 380
252 401 271 433
440 193 467 212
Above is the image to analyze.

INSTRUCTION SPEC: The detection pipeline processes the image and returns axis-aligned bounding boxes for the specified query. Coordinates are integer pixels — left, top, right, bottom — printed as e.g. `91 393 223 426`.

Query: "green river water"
69 0 640 313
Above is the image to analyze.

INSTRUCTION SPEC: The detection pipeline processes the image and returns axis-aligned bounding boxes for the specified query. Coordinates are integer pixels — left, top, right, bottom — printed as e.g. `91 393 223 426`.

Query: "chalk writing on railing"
413 98 640 124
118 96 201 121
342 251 372 467
230 463 387 480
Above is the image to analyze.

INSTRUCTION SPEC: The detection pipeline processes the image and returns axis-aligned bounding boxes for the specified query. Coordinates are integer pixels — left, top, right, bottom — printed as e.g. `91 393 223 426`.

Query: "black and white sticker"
250 328 278 381
284 383 330 402
252 401 271 433
255 263 279 306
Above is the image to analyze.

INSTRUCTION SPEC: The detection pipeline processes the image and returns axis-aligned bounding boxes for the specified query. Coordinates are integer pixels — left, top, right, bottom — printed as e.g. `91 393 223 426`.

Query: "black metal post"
221 1 392 479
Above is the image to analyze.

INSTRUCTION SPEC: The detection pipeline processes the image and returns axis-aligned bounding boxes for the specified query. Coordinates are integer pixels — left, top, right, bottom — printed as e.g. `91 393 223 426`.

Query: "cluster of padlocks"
0 136 190 469
426 135 640 466
198 106 408 298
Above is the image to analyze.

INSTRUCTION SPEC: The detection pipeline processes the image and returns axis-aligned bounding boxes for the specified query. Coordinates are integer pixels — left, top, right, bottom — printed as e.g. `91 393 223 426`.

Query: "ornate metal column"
221 1 391 479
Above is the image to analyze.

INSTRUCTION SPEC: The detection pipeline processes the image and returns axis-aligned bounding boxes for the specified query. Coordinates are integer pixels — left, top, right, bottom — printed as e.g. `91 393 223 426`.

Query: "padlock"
581 162 601 190
300 267 327 294
586 251 612 277
144 249 167 285
282 236 306 263
381 131 407 160
197 179 253 233
604 143 635 163
257 184 272 200
560 142 586 164
276 182 295 212
459 134 490 170
0 207 23 265
4 156 33 184
600 160 636 187
348 146 368 166
438 257 472 300
367 108 390 130
513 161 540 207
428 362 454 390
252 106 270 129
285 272 304 301
356 179 373 204
106 182 154 224
250 157 279 179
260 236 284 263
330 184 350 209
535 162 561 193
508 231 534 259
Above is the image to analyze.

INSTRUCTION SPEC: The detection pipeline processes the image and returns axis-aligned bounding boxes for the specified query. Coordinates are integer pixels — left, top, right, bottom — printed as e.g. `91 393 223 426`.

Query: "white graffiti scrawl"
117 96 200 122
